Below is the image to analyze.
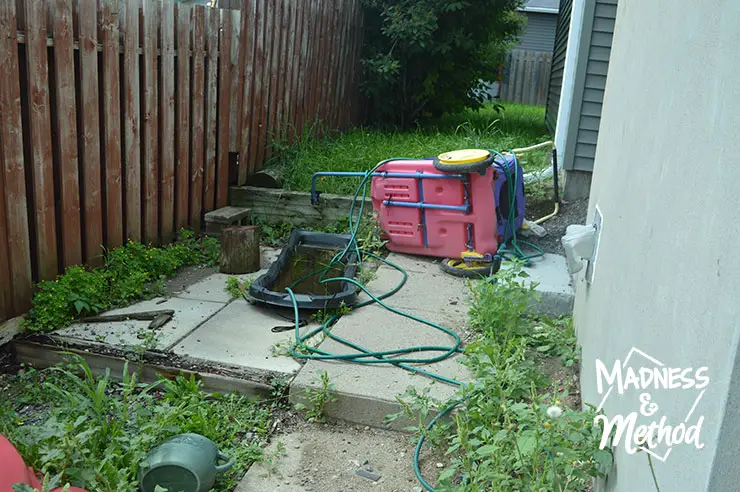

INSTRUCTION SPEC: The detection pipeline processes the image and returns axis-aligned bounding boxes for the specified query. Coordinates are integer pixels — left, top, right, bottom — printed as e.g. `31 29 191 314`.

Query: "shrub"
24 230 220 333
361 0 524 127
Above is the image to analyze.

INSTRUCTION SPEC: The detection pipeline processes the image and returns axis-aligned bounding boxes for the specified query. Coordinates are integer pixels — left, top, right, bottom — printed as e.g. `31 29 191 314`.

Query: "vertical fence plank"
248 0 267 175
334 0 350 129
216 9 232 208
190 5 205 230
100 0 123 249
275 0 290 136
0 0 33 315
78 0 103 264
309 0 326 126
52 0 81 267
289 0 305 138
324 0 339 126
236 0 255 184
175 4 191 231
142 0 159 244
203 7 219 213
160 1 176 243
24 0 58 280
122 0 141 241
228 9 240 154
263 0 280 163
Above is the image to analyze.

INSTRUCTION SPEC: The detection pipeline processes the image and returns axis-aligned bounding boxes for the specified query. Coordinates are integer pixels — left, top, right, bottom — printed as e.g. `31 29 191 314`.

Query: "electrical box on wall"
561 204 602 282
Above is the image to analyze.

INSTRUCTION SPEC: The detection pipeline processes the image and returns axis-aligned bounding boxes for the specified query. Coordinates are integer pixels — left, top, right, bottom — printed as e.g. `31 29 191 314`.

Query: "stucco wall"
574 1 740 491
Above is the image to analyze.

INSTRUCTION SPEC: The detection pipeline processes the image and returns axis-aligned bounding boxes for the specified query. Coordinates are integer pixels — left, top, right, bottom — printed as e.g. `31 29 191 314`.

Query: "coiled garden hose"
491 149 544 264
283 149 543 490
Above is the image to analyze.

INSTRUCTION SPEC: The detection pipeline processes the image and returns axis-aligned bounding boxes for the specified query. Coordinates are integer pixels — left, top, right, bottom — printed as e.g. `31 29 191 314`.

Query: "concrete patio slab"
501 253 574 316
175 271 264 304
173 299 306 375
169 246 282 303
357 264 469 323
54 297 226 351
290 305 469 429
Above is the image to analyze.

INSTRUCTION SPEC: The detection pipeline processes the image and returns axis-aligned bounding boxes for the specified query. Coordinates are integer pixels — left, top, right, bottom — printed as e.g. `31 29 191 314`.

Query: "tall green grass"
267 102 551 196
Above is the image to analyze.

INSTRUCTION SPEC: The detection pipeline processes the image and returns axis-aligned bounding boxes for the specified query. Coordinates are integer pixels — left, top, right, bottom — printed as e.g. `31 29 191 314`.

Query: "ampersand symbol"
639 392 659 417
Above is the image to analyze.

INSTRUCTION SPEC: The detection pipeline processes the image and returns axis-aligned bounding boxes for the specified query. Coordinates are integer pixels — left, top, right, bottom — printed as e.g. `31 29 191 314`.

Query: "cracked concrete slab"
173 299 307 375
290 305 469 429
54 297 226 351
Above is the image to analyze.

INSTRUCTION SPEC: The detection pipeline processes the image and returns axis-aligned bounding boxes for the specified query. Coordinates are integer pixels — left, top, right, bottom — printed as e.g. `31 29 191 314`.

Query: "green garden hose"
283 151 538 491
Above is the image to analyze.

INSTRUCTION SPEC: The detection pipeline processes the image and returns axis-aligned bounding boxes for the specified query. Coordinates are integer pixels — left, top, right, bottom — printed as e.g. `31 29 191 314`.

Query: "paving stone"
173 299 308 375
54 297 226 351
290 306 469 429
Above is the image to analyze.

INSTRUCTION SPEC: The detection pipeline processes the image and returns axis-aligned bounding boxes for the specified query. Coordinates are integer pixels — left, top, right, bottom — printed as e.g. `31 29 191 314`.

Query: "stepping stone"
290 305 470 430
54 297 226 351
173 299 307 376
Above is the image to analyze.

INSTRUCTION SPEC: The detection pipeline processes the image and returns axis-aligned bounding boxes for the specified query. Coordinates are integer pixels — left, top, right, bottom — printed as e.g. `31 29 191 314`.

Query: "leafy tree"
361 0 524 127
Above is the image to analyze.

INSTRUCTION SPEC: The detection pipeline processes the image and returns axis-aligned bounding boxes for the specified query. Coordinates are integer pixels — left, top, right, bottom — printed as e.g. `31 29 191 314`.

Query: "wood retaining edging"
229 186 372 227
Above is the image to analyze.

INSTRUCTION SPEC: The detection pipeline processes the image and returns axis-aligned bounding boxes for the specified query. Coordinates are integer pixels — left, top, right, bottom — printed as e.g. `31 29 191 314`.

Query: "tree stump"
250 168 283 189
220 225 261 274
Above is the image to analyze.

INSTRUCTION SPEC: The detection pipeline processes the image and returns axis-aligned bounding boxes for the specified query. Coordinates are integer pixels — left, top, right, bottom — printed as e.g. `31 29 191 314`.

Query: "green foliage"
24 230 219 333
13 474 71 492
268 103 551 196
529 317 581 368
361 0 524 126
294 370 337 422
0 358 270 492
395 263 611 491
225 276 253 300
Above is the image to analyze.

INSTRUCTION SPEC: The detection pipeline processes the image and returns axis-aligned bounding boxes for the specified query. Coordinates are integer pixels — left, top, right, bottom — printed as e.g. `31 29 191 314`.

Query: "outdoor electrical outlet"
561 205 602 278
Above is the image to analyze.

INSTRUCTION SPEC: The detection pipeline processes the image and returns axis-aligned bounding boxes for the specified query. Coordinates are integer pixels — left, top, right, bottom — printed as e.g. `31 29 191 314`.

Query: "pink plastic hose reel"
310 149 525 268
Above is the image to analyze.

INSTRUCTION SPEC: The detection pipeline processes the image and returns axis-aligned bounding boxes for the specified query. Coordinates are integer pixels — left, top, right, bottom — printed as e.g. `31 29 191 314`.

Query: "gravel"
524 198 589 256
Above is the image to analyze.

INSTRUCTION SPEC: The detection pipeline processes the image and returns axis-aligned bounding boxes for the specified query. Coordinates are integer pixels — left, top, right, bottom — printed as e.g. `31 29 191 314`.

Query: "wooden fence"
0 0 363 322
499 49 553 106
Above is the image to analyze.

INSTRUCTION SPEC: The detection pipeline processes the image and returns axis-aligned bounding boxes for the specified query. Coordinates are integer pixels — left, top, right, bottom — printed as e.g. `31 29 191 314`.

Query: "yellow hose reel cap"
437 149 491 165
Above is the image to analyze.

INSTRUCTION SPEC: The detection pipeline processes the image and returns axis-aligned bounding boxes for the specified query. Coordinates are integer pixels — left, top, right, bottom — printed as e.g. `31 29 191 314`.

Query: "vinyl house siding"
545 0 572 133
517 12 558 52
547 0 617 173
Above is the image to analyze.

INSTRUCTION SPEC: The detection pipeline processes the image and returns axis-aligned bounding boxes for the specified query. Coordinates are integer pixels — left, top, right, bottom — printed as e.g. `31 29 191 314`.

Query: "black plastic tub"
249 229 359 310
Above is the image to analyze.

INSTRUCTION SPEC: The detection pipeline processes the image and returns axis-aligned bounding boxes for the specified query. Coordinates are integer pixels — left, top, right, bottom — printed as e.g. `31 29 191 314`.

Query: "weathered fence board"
79 0 103 264
0 0 363 322
189 6 205 232
0 0 33 314
160 1 176 244
175 3 191 231
122 0 141 241
142 0 159 244
500 49 553 106
52 0 81 267
216 10 233 209
25 0 58 281
100 0 123 249
204 8 219 213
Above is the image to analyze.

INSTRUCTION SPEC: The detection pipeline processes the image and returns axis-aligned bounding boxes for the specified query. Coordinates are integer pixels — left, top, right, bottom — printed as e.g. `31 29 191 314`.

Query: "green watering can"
139 433 234 492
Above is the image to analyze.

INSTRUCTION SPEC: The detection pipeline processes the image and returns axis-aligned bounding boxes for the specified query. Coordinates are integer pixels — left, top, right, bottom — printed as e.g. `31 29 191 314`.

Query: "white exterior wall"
574 1 740 491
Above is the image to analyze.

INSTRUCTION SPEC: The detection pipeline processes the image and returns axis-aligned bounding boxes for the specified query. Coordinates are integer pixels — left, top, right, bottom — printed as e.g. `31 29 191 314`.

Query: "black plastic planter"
249 229 359 310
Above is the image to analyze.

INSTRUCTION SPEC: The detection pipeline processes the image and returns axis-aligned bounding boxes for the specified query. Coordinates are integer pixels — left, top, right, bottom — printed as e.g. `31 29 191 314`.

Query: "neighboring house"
497 0 559 107
546 0 617 200
515 0 559 52
572 1 740 491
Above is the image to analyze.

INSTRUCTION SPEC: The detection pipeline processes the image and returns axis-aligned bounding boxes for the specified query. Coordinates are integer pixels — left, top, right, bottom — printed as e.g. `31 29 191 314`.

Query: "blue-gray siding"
516 12 558 52
563 0 617 172
545 0 572 133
